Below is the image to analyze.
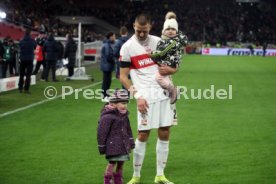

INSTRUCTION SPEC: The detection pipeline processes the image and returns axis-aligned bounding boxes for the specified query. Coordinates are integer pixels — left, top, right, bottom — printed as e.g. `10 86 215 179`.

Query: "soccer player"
119 13 176 184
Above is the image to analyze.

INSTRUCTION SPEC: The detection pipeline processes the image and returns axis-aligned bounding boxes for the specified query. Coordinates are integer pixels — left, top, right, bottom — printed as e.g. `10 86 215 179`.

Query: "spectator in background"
114 26 129 79
2 37 17 78
18 28 36 93
100 31 116 102
0 40 4 79
56 41 64 69
262 41 267 57
8 39 18 76
43 32 59 82
2 38 10 78
33 36 46 80
64 33 77 80
248 44 254 56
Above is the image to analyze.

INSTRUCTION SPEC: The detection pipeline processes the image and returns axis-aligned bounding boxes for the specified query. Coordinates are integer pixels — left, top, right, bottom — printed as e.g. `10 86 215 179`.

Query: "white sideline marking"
0 81 103 118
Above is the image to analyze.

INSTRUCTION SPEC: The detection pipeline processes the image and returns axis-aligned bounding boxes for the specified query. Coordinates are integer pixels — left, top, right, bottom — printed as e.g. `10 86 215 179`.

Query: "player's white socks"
156 139 169 176
133 139 146 177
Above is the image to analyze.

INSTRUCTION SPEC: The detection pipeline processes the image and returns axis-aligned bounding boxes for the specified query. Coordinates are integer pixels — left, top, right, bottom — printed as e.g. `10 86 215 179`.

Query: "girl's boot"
104 174 113 184
113 173 123 184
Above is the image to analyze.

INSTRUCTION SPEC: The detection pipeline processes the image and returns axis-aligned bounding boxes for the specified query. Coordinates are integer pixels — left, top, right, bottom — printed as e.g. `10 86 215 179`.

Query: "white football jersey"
120 35 168 103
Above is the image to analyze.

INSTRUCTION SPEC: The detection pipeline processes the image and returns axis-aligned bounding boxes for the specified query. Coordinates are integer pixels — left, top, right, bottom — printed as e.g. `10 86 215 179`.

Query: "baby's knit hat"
162 12 178 33
109 89 129 103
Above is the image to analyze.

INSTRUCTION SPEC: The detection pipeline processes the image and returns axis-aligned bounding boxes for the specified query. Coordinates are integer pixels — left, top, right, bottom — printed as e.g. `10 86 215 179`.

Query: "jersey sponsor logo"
130 54 156 69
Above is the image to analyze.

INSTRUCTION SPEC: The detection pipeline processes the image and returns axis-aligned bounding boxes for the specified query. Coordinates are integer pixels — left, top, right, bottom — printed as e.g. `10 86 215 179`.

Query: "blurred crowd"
0 37 18 78
0 30 78 81
0 0 275 45
0 0 104 42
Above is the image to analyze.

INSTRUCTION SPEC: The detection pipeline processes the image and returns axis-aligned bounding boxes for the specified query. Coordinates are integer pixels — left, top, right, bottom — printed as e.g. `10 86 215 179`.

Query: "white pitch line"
0 81 103 118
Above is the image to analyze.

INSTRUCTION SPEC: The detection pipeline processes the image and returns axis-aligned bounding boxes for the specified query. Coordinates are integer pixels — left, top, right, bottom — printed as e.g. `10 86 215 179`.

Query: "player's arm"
119 62 139 98
119 62 132 90
159 64 178 76
120 62 149 114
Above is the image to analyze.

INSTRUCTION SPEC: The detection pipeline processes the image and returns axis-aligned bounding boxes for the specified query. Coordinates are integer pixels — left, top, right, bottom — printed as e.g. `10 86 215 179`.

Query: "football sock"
133 139 146 177
156 139 169 176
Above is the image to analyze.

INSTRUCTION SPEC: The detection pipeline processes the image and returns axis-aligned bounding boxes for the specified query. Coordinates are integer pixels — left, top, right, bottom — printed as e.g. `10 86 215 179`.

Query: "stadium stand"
0 0 275 45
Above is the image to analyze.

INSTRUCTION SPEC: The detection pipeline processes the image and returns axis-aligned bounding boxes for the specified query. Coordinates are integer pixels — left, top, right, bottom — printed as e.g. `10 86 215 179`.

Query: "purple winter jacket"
97 105 135 157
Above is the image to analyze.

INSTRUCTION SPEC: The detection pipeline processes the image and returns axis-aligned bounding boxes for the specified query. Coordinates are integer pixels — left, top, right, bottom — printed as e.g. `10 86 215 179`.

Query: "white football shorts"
137 99 174 131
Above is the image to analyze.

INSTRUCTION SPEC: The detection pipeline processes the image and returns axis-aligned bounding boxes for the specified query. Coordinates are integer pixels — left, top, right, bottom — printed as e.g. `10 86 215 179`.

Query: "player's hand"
128 85 137 96
137 98 149 114
158 64 177 75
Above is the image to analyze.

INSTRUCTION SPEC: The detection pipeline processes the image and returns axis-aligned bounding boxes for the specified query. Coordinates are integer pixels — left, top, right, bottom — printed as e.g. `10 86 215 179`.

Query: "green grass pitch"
0 55 275 184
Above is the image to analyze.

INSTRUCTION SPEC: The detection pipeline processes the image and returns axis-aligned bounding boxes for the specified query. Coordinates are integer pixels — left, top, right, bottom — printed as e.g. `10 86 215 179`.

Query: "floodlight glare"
0 11 7 19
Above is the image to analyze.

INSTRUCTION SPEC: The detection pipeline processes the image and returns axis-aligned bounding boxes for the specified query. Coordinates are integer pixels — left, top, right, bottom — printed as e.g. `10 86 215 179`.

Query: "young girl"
151 12 188 104
97 89 135 184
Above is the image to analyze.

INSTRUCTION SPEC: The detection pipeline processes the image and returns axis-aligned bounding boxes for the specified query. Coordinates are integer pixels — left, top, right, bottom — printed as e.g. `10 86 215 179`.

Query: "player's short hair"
135 14 151 25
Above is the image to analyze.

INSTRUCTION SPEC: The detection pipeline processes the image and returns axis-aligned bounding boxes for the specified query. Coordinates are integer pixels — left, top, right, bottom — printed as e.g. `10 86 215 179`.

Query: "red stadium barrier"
0 22 40 40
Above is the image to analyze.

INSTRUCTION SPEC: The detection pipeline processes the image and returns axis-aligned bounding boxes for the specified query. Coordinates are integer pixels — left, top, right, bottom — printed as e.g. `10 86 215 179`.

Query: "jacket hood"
119 36 129 43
